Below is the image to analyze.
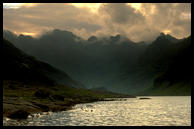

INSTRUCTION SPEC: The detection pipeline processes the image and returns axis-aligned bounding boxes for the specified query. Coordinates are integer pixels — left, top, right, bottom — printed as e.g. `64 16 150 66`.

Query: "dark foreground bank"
3 80 135 119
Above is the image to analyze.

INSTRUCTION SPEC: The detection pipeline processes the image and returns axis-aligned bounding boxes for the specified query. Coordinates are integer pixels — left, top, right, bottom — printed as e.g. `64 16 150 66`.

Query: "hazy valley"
3 29 191 95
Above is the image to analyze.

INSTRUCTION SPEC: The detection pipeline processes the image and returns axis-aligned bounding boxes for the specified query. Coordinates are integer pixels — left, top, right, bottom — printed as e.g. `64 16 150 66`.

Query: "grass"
3 80 134 118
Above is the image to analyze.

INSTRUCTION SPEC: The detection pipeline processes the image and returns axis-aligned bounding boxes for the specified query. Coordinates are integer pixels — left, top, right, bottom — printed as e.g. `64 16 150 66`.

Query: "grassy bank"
3 80 135 119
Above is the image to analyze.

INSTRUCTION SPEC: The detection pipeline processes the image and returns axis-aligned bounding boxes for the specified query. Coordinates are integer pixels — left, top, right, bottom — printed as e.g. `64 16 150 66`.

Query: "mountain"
3 38 84 88
138 32 185 75
3 29 190 95
158 32 180 43
137 36 191 95
121 33 190 95
3 29 149 94
136 33 181 76
151 36 191 95
3 38 136 119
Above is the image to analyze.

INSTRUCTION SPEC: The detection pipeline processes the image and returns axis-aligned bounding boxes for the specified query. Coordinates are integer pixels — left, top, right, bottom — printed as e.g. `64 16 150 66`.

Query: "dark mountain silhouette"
158 36 191 83
119 33 190 94
137 36 191 95
3 29 148 93
3 29 191 95
158 32 180 43
137 32 182 75
150 36 191 95
3 38 84 88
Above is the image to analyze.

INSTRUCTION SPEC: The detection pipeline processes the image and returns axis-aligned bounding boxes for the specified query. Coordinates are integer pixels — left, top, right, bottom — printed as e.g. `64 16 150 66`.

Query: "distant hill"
3 38 84 88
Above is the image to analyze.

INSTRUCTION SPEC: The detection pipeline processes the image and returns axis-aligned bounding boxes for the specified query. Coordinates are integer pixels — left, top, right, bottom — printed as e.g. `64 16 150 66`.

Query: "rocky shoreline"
3 80 135 120
3 96 104 119
3 96 137 120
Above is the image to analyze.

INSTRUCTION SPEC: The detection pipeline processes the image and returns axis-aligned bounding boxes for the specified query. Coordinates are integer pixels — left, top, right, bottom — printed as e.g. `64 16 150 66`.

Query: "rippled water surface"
3 96 191 126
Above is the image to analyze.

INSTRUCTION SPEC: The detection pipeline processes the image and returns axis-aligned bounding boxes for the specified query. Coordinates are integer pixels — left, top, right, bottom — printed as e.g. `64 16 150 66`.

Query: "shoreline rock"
3 96 136 120
8 110 30 119
3 97 100 120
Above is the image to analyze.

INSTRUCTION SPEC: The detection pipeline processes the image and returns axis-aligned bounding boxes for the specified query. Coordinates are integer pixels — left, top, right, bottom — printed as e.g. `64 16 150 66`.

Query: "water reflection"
3 96 191 126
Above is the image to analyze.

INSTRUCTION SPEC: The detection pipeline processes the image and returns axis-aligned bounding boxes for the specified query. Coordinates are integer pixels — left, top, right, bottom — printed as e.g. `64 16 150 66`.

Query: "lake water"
3 96 191 126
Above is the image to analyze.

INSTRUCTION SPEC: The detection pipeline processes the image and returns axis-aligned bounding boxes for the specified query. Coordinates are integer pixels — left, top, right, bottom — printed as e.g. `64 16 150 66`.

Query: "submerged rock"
103 98 128 101
139 97 151 99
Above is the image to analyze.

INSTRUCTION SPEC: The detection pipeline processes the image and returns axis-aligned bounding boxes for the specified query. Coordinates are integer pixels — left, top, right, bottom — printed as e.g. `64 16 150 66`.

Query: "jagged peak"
155 32 179 43
110 34 121 42
88 36 98 42
160 32 166 37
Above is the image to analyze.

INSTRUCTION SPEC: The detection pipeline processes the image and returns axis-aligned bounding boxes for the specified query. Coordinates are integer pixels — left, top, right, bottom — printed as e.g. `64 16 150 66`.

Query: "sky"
3 3 191 42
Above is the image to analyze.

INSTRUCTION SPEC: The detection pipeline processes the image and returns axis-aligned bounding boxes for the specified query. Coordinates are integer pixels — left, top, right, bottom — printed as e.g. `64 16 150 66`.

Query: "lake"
3 96 191 126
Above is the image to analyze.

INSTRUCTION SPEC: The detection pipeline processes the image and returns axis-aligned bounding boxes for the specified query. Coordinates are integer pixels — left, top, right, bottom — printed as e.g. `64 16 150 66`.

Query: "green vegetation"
3 80 134 119
3 80 131 101
3 38 134 119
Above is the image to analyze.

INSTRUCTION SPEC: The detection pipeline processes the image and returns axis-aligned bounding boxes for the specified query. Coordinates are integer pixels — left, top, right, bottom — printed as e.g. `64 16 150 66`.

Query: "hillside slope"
138 36 191 95
3 38 135 119
3 30 148 94
3 38 84 88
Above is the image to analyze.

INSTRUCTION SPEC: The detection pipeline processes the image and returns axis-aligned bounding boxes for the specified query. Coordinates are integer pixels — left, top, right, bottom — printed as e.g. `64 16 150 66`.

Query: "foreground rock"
3 96 94 119
8 110 30 119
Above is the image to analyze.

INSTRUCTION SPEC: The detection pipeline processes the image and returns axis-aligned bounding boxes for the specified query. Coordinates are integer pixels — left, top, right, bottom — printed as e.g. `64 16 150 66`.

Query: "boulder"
8 110 30 119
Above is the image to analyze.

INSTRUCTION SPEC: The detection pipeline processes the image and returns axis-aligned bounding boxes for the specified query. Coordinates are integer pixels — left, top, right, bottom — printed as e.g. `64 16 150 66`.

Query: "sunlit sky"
3 3 191 42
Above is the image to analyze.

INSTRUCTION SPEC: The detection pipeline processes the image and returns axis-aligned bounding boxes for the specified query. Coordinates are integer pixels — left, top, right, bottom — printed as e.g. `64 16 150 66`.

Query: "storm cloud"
99 3 145 24
3 3 191 42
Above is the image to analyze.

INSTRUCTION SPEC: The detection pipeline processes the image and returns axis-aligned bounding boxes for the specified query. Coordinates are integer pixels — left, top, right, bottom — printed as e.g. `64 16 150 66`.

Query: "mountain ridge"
3 29 191 95
3 38 84 88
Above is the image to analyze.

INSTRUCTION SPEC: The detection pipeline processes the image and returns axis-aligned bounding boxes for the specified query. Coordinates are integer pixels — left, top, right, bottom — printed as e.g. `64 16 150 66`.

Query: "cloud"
3 3 191 41
3 4 102 38
139 3 191 39
99 3 145 24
